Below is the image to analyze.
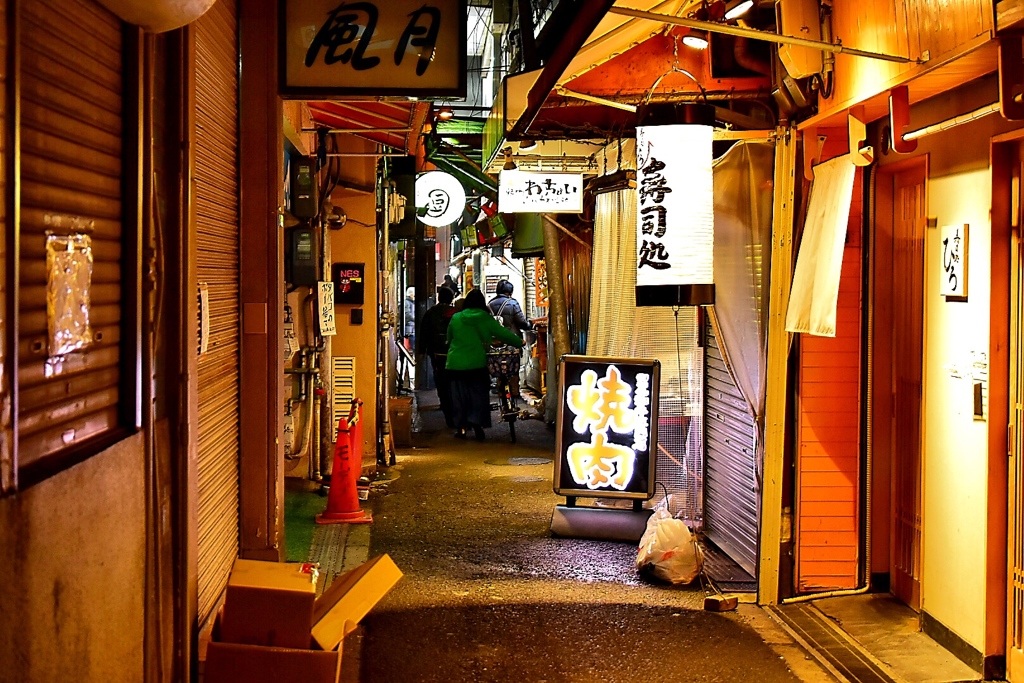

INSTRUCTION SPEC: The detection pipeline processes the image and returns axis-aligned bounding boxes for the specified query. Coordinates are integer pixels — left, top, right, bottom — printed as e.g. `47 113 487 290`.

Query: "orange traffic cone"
316 404 372 525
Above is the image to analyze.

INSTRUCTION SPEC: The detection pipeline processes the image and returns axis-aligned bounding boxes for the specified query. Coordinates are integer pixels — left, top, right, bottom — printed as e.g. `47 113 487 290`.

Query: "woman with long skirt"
445 288 524 440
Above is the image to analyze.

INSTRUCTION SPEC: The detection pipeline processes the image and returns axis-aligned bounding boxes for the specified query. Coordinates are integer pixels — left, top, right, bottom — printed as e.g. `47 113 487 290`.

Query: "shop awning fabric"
308 100 430 155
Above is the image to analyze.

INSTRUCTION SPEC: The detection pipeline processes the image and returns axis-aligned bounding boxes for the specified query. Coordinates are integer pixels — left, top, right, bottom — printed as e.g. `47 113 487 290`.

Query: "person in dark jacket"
417 285 456 427
446 288 523 440
488 280 532 338
488 279 533 397
443 274 460 297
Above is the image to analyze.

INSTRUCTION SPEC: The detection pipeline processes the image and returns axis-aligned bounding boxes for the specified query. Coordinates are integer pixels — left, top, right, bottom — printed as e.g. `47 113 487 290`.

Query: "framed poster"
281 0 467 98
554 356 660 500
333 262 365 305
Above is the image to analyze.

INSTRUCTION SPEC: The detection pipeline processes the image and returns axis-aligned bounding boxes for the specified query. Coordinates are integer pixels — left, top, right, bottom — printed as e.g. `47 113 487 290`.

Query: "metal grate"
768 604 899 683
332 356 356 431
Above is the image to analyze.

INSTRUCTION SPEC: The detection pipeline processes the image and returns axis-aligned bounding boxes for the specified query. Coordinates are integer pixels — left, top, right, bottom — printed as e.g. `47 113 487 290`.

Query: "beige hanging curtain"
785 154 857 336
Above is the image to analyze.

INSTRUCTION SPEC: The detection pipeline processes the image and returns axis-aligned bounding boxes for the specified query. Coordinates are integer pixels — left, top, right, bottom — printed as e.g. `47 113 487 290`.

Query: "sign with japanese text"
415 171 466 227
635 123 714 288
554 356 660 500
498 170 583 213
333 262 365 305
317 281 337 336
534 257 549 308
281 0 467 98
940 223 968 300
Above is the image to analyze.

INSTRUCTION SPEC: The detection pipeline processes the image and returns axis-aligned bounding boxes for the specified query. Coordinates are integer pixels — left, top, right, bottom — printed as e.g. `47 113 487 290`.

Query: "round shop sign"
415 170 466 227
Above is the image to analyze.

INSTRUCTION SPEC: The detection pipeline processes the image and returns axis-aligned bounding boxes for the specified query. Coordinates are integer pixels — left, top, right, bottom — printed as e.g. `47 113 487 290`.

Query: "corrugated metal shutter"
17 0 125 466
194 0 240 623
703 317 758 576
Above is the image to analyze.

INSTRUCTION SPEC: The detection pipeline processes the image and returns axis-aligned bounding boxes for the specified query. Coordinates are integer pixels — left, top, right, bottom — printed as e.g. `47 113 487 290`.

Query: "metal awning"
308 100 431 155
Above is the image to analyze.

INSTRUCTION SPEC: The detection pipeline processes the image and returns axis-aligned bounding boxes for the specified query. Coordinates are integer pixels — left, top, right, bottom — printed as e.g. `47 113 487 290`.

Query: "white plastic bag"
636 509 704 585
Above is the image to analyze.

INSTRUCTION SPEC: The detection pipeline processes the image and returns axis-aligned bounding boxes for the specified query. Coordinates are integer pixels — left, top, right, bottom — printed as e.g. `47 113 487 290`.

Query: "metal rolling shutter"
17 0 125 465
703 318 758 576
195 0 240 623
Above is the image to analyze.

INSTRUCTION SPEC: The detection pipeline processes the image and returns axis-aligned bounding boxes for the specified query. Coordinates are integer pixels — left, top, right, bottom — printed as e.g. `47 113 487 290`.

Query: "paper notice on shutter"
785 155 857 337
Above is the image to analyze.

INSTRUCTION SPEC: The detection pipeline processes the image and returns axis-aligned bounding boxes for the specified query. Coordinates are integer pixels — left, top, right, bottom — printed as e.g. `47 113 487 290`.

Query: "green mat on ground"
284 487 325 562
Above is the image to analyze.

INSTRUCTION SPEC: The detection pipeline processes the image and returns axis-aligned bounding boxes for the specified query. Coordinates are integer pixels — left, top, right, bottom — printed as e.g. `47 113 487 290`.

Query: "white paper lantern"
635 103 716 306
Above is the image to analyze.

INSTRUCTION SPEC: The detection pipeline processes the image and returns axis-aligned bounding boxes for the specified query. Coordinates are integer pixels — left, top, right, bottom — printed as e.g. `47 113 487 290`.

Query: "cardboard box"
220 560 318 649
389 396 413 447
311 554 403 650
205 641 341 683
207 554 402 683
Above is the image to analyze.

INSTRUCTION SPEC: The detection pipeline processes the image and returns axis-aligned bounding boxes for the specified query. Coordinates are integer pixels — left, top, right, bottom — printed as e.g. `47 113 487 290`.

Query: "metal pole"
542 215 571 424
903 102 1000 141
303 127 412 133
325 152 407 157
607 6 920 64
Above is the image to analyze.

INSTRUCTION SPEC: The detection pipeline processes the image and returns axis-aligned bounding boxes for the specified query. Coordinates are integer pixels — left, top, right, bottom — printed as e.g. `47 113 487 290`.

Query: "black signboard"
554 356 660 500
333 262 365 305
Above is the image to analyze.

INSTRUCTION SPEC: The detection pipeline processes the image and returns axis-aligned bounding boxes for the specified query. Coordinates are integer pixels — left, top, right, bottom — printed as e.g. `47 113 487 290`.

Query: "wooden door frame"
991 132 1018 679
871 155 928 607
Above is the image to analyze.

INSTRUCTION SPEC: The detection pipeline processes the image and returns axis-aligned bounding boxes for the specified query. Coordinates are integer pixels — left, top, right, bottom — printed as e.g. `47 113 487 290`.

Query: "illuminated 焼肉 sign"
498 170 583 213
281 0 467 98
635 103 715 306
554 356 660 500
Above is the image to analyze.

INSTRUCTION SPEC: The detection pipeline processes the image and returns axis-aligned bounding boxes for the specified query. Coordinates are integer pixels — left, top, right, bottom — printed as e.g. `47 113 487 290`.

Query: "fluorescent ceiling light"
724 0 754 20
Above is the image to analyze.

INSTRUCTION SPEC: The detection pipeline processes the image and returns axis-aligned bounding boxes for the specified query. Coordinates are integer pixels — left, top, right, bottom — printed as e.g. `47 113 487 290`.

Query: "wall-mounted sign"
281 0 467 98
940 223 968 300
554 356 660 500
635 104 715 306
415 171 466 227
498 170 583 213
317 281 337 336
534 258 549 308
333 262 365 305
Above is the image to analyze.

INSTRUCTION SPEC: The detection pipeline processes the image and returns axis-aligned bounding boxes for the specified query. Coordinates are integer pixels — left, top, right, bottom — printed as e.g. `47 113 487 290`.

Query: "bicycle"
487 348 520 443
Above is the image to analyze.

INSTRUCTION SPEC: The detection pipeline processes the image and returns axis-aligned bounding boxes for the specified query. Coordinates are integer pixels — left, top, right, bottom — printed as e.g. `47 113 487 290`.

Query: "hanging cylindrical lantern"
634 103 716 307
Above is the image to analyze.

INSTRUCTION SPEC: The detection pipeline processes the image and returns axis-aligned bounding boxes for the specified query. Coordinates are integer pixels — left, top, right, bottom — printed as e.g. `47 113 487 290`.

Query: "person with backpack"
418 285 457 427
488 280 533 398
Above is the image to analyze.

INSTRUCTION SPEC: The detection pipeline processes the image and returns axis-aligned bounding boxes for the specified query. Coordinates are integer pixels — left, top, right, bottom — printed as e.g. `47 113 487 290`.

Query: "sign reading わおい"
498 170 583 213
554 356 660 500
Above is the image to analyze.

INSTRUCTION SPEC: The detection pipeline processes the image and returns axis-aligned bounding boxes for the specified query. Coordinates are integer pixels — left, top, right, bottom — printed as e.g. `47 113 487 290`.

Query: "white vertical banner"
317 281 337 336
635 123 714 286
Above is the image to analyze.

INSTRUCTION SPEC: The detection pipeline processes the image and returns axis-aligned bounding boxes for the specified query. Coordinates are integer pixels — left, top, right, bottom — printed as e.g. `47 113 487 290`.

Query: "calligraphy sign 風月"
281 0 467 98
554 356 660 500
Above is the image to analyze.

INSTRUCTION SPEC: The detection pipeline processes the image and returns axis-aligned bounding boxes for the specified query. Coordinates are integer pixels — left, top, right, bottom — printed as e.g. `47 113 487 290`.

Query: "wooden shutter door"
18 0 127 466
194 0 240 623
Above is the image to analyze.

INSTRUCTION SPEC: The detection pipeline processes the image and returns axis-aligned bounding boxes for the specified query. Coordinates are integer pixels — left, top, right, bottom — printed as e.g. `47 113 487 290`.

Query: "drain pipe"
781 165 877 605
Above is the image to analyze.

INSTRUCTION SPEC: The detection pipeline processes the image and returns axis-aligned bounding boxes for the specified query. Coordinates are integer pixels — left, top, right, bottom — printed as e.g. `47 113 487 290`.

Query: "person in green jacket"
446 288 524 440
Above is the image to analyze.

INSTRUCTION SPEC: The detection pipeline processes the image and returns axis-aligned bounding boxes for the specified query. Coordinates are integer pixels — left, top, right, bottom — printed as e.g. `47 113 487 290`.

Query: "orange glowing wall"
795 169 864 592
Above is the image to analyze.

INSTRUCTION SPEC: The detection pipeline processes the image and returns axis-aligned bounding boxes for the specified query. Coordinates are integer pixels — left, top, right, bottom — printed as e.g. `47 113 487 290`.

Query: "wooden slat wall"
194 0 241 624
17 0 123 466
796 169 863 591
821 0 993 113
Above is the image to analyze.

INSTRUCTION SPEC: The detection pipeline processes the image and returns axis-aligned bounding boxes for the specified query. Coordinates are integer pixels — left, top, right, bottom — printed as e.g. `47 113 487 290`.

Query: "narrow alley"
342 400 827 683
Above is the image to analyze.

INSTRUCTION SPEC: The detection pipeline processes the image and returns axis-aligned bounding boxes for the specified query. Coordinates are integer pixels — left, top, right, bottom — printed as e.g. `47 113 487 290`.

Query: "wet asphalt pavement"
353 399 826 683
